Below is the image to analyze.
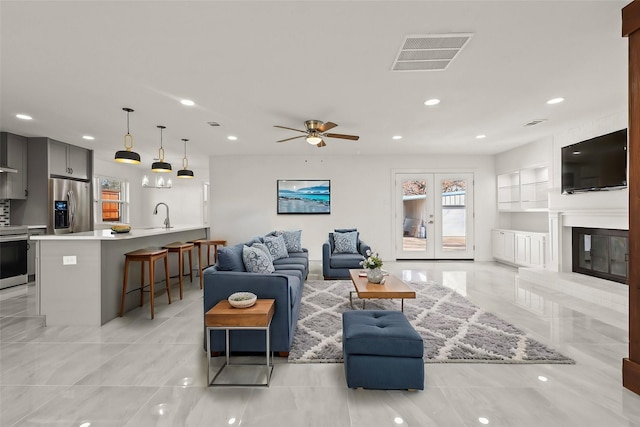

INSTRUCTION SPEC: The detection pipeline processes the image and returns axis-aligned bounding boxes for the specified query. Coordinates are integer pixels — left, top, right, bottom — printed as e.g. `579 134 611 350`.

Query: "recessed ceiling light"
537 375 548 382
424 99 441 106
180 99 195 106
227 135 238 141
16 114 32 120
82 135 95 140
392 135 403 140
546 97 564 105
478 417 490 425
476 134 486 139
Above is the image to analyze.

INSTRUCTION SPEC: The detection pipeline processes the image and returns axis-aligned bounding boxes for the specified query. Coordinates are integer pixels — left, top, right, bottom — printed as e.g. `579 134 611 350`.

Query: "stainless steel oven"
0 226 28 289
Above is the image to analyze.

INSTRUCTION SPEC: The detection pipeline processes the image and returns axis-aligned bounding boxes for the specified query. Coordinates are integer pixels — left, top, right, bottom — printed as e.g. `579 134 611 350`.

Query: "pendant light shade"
177 138 194 178
114 107 141 164
151 125 172 172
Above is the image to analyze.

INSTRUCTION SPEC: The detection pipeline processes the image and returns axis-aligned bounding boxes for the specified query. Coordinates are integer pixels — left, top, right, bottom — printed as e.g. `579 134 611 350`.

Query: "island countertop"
34 225 210 326
30 225 206 241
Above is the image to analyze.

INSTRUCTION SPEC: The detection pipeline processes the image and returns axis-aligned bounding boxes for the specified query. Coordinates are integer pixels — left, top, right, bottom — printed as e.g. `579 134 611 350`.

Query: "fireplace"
572 227 628 284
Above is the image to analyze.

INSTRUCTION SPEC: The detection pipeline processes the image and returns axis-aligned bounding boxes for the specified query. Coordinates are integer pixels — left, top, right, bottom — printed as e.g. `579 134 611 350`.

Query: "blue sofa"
203 234 308 355
322 229 371 279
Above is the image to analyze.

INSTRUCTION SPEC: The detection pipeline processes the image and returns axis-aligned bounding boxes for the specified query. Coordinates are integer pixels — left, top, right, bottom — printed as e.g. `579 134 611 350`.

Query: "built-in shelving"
497 165 549 211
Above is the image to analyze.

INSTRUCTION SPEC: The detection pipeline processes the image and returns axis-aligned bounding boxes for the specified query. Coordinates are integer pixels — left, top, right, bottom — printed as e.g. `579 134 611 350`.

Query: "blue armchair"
322 229 371 280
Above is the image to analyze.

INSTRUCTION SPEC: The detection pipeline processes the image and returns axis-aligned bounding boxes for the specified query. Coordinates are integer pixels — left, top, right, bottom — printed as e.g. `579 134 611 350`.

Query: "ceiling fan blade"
277 135 306 143
317 121 338 132
274 125 308 134
316 140 327 148
325 133 360 141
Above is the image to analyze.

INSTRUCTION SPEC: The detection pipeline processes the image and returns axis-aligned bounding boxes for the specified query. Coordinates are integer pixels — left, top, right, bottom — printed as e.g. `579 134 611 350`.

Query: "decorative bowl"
228 292 257 308
111 224 131 234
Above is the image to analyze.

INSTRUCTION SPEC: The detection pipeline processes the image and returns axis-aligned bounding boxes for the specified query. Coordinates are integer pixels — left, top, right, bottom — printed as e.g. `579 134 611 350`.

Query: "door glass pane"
441 179 466 251
402 179 426 251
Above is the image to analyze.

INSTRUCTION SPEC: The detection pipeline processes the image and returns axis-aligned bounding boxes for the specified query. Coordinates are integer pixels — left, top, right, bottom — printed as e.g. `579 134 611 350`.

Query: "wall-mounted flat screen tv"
561 128 628 194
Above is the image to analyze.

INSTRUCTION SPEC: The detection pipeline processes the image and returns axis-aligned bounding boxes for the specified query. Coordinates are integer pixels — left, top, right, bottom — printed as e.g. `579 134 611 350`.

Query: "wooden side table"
205 299 275 387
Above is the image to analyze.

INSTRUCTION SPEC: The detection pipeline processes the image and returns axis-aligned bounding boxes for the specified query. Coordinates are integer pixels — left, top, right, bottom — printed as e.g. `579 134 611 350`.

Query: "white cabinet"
492 229 546 267
491 229 515 263
0 132 28 199
497 165 549 211
50 140 89 180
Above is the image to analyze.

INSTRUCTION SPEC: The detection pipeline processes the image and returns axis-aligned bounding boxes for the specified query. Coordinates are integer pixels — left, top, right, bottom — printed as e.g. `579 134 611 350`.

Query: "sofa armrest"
322 240 332 277
358 240 371 257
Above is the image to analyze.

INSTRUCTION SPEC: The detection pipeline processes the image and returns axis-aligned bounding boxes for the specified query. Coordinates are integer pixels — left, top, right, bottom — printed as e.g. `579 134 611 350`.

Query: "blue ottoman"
342 310 424 390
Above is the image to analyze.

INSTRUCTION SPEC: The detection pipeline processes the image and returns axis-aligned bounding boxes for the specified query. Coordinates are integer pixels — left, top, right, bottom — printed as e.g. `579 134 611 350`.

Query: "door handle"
428 221 434 224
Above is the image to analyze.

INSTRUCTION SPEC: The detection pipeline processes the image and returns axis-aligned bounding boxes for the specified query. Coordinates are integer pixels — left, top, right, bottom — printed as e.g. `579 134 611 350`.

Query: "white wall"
209 154 496 262
93 158 207 228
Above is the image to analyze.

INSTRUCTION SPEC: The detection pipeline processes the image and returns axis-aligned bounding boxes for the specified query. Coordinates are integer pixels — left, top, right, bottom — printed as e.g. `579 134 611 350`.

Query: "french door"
395 173 474 259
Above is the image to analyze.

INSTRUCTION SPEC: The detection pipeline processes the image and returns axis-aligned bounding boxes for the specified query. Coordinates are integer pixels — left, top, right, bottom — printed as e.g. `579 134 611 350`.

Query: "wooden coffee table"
348 269 416 312
205 299 275 387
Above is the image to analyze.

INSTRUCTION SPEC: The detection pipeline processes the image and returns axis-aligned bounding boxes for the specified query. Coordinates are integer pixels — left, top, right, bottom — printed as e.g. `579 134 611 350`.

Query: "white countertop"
30 225 208 241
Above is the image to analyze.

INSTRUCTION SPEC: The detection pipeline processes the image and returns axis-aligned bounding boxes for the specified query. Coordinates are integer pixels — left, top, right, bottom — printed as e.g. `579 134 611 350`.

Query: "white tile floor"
1 261 639 426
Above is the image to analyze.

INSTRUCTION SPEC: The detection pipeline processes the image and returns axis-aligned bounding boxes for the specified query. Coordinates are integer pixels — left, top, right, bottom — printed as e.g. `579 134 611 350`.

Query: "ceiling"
0 1 629 176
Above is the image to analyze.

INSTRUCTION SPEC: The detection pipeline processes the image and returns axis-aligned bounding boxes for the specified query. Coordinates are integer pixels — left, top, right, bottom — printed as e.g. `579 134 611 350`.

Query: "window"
95 176 129 224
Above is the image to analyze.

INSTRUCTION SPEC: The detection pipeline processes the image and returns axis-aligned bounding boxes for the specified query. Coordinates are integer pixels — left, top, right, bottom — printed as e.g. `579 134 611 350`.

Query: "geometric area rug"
288 280 575 364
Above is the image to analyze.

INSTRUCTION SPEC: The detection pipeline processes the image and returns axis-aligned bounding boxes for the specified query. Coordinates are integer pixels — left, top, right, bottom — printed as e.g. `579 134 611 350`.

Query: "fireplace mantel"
547 209 628 273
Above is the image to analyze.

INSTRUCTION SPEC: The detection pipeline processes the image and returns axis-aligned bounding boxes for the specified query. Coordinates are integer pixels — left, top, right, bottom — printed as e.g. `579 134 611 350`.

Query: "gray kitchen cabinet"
50 140 89 180
0 132 28 199
27 227 47 280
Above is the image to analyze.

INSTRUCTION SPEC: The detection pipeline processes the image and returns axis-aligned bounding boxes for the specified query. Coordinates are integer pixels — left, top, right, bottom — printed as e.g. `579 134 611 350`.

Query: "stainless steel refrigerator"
49 178 92 234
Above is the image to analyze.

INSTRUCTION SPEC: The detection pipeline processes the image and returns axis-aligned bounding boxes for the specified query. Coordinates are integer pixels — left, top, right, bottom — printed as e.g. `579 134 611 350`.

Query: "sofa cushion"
216 244 246 272
329 229 359 253
273 268 303 283
264 235 289 260
281 230 302 253
242 245 275 273
330 252 365 269
333 231 358 253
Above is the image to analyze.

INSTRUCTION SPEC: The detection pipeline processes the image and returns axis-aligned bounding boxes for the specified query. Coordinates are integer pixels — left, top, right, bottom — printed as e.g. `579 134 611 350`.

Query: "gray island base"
31 225 208 326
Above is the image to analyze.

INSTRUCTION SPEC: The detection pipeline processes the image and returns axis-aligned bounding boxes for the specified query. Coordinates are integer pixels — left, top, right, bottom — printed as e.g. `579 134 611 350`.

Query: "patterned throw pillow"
333 231 358 254
281 230 302 253
263 235 289 260
242 245 275 273
251 242 273 262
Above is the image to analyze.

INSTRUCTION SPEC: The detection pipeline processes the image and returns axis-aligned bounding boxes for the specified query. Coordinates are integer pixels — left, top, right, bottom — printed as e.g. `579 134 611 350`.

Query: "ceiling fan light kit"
274 119 359 148
151 125 172 172
114 107 141 164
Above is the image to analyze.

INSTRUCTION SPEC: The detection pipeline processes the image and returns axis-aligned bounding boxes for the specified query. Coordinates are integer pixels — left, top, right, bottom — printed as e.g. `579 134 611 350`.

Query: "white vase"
367 267 384 284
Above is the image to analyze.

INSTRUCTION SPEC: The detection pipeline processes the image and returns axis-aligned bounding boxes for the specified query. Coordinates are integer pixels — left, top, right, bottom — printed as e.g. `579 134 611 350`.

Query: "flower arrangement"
360 249 383 270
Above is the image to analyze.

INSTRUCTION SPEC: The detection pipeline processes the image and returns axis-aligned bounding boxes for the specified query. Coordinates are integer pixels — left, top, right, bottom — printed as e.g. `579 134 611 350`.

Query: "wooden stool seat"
163 241 194 300
189 239 227 289
119 247 170 319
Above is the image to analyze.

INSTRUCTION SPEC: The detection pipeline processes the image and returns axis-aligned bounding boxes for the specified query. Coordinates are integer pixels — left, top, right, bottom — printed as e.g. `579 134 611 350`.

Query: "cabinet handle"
24 189 28 197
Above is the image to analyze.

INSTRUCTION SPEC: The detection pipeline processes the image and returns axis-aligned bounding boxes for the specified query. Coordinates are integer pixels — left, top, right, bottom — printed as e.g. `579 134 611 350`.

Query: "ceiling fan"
274 120 360 148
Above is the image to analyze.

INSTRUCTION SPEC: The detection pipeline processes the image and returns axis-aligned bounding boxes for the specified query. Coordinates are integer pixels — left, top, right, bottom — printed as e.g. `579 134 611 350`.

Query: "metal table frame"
206 321 274 387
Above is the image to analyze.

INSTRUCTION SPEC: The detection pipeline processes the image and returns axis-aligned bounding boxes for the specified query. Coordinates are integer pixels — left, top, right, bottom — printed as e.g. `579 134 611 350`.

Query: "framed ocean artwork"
277 180 331 214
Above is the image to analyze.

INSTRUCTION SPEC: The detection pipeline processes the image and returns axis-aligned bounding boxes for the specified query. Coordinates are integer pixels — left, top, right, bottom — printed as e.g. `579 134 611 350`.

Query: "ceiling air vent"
524 119 547 127
392 33 473 72
207 121 221 127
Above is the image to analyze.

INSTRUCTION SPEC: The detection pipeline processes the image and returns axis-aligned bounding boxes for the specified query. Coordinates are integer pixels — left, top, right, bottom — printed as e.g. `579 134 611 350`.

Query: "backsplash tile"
0 200 9 226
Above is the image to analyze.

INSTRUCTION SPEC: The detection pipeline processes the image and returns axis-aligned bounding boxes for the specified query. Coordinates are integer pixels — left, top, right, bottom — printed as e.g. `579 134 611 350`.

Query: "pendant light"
151 125 172 172
114 107 141 164
177 138 194 178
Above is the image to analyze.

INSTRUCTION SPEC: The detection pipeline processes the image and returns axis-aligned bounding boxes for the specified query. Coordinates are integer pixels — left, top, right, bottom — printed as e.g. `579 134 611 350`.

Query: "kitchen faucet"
153 202 171 229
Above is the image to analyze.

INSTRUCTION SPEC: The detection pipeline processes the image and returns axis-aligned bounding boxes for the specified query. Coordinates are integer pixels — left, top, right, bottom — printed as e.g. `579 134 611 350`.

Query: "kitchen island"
31 225 209 326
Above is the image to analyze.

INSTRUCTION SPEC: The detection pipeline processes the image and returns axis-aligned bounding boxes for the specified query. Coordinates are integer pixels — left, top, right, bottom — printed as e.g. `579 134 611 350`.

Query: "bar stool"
189 239 227 289
119 248 171 320
163 241 194 300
